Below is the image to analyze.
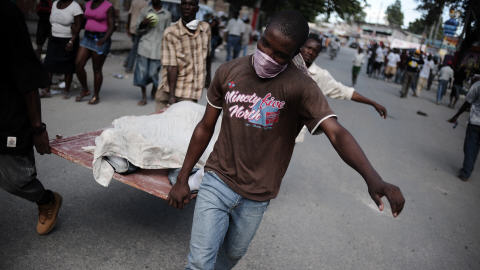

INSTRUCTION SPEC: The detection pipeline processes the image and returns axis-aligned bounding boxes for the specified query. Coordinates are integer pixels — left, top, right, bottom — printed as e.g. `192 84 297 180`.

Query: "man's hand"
33 130 51 155
140 17 154 28
373 103 387 119
96 38 106 47
65 41 74 52
368 180 405 217
168 180 191 209
168 96 177 105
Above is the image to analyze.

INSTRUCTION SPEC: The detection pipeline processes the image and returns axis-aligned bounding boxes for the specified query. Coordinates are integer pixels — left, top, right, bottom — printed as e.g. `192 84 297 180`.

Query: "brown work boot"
37 192 63 235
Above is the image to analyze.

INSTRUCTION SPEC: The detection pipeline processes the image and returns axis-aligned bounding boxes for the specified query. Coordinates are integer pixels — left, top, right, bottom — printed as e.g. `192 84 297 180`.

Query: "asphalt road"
1 46 479 270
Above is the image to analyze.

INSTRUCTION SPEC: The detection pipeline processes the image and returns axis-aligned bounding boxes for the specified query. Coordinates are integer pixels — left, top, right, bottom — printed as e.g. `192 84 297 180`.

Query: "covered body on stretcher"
50 102 219 200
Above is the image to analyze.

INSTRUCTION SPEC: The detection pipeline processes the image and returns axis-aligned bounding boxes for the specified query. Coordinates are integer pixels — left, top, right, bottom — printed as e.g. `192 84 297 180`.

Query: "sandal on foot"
75 90 91 102
137 99 147 106
62 92 71 99
88 96 100 105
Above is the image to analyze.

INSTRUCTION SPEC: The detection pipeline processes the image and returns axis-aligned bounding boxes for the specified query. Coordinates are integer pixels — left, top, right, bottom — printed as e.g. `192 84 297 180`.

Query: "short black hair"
266 10 309 49
307 33 321 44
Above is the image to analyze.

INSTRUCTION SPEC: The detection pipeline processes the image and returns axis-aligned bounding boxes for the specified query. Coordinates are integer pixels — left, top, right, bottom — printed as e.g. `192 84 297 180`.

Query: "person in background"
449 66 467 108
366 43 377 77
415 54 434 96
224 10 244 61
133 0 171 106
241 17 252 57
155 0 211 111
385 48 400 82
35 0 53 58
448 74 480 181
427 57 438 90
436 61 454 105
400 49 423 98
75 0 115 105
168 11 404 269
301 35 386 118
372 42 384 78
41 0 83 99
123 0 148 73
209 16 222 59
1 1 62 236
352 47 365 86
394 49 407 84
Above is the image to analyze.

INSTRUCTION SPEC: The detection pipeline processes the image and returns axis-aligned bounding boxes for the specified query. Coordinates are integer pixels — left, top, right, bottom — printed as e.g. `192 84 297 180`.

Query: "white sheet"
92 101 221 187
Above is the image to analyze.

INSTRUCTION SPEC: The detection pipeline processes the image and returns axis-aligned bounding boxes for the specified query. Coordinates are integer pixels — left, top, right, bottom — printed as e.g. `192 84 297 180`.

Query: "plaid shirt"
160 20 211 100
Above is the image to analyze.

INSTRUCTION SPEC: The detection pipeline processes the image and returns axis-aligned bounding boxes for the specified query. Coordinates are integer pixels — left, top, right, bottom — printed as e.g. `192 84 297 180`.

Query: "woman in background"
75 0 114 105
42 0 83 98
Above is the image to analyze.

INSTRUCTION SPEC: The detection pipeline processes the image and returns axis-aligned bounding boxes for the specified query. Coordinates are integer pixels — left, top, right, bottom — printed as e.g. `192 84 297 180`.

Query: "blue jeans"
225 35 241 62
460 124 480 179
241 45 248 56
436 79 449 103
186 171 269 270
124 34 140 71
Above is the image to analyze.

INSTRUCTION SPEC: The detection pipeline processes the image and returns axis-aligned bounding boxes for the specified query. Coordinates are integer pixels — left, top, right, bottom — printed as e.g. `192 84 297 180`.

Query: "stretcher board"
50 130 173 200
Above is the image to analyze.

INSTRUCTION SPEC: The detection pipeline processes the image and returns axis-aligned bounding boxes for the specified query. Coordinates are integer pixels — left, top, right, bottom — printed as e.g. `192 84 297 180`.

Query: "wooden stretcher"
50 130 173 200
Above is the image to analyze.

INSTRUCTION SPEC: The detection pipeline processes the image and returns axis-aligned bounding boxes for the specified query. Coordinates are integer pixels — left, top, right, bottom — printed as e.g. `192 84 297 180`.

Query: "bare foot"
75 90 91 102
88 96 100 105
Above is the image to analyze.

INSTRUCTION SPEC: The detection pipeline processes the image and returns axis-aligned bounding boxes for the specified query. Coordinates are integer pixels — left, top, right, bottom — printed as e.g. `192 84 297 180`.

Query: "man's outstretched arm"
351 92 387 119
168 105 222 209
448 101 470 123
319 117 405 217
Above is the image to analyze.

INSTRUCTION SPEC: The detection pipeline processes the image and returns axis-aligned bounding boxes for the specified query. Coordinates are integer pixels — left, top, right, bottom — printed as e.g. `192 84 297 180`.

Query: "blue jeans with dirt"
186 171 269 270
460 124 480 179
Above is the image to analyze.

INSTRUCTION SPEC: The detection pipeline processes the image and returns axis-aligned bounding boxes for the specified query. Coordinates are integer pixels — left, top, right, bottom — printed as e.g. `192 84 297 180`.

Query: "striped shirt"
160 20 211 100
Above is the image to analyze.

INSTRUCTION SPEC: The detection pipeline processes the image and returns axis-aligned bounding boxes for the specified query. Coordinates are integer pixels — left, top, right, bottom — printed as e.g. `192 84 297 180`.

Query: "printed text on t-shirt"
224 90 285 128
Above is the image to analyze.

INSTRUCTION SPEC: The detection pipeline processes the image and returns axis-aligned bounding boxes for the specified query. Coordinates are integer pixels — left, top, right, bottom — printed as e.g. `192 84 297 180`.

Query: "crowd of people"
34 0 256 106
358 40 478 109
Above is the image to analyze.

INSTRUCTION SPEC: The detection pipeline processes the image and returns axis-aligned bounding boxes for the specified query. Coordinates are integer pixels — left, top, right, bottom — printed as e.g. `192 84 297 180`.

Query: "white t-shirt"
375 47 384 62
50 0 83 38
353 52 365 66
387 52 400 67
226 18 245 36
419 60 434 78
308 63 354 100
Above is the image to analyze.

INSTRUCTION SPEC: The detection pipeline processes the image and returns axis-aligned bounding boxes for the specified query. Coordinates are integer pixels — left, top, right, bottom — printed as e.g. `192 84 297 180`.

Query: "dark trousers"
352 65 361 86
427 71 434 90
0 149 46 202
401 71 417 97
460 124 480 179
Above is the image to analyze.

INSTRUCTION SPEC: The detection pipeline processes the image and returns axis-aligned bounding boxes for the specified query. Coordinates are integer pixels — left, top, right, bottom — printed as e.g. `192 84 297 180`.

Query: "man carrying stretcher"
168 10 405 269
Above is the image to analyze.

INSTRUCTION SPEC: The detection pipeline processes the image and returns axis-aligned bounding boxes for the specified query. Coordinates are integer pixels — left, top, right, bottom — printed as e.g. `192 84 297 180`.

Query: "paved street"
1 46 479 270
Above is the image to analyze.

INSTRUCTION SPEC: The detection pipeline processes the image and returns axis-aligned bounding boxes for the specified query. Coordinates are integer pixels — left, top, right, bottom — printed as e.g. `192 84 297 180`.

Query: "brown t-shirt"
205 56 336 201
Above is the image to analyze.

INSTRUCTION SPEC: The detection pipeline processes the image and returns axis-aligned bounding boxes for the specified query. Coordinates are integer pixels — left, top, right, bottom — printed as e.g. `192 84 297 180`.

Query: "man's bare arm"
320 117 405 217
24 89 51 155
167 66 178 104
448 101 470 123
168 105 222 209
351 92 387 118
